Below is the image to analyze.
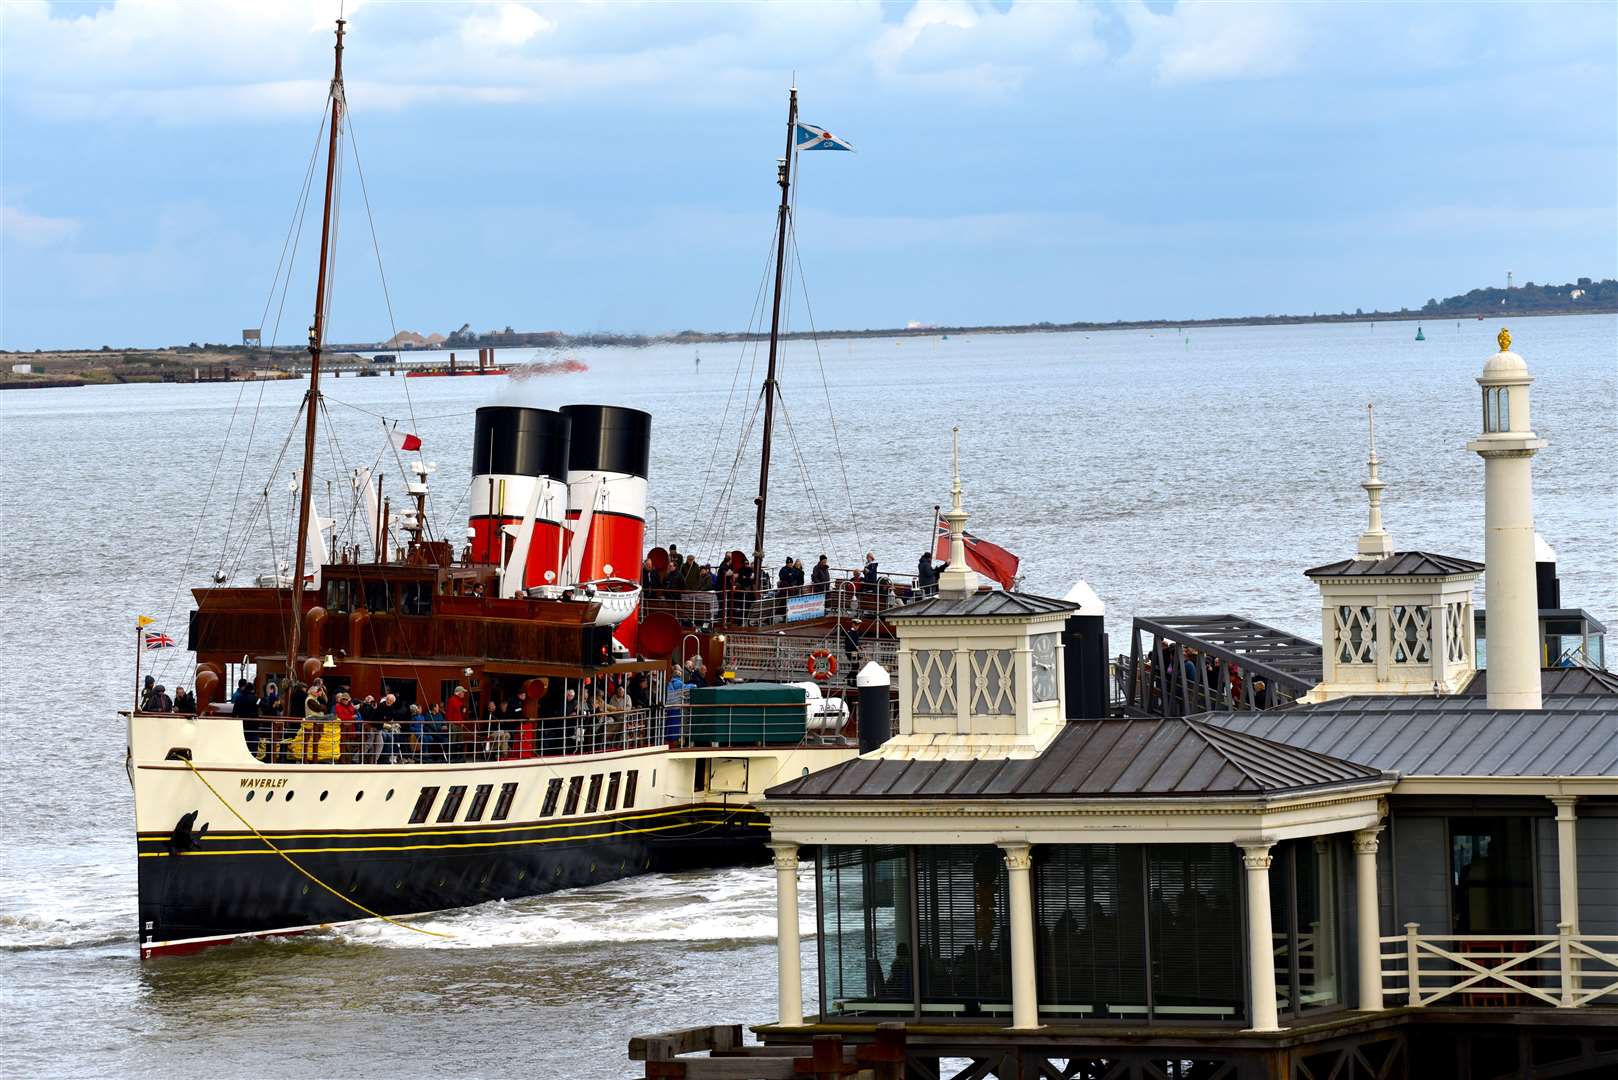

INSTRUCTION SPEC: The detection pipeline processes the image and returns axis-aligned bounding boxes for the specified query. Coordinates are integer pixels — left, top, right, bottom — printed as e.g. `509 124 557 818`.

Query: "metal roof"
1303 550 1484 579
1202 694 1618 777
1463 666 1618 697
885 588 1078 621
764 717 1386 802
1133 614 1324 689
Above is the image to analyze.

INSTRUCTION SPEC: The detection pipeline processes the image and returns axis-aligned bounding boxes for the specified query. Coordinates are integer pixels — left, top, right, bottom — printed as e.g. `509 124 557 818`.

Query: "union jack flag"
143 630 176 650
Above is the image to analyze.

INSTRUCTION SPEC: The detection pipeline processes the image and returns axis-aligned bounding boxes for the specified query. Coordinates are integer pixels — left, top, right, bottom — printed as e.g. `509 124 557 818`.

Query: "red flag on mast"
934 522 1020 590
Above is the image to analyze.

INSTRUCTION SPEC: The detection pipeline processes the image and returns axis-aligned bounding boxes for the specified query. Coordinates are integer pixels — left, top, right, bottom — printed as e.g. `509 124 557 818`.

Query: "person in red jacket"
444 685 470 762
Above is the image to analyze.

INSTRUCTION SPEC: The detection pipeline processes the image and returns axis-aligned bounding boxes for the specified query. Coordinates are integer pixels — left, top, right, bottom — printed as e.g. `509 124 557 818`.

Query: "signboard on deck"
785 593 825 623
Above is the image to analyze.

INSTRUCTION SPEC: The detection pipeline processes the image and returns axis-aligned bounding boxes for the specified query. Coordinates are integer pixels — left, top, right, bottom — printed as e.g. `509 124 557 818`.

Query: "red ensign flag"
934 523 1020 590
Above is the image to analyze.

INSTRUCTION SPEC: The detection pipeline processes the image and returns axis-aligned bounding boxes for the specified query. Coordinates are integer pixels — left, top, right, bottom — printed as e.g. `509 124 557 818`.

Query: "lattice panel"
912 649 957 716
1335 605 1376 665
1390 604 1430 664
970 648 1017 715
1446 602 1467 663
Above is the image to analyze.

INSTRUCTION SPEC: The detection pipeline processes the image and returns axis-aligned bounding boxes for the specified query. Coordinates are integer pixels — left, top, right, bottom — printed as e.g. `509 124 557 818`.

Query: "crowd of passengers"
142 658 722 765
1134 645 1273 712
640 546 948 613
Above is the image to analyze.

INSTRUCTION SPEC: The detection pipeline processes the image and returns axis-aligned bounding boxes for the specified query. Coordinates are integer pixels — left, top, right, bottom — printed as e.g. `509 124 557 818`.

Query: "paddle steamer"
127 20 859 958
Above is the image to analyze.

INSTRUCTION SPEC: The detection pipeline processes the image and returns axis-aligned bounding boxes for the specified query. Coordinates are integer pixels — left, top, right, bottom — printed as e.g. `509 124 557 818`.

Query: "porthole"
394 880 403 890
385 789 394 801
266 790 275 801
320 791 328 801
245 790 255 802
356 791 364 801
517 870 526 881
285 791 295 803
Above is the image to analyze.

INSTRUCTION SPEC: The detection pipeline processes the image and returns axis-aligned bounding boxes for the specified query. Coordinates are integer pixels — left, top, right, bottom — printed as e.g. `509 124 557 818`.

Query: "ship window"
540 779 563 817
585 774 603 814
604 772 621 813
285 790 295 803
623 770 638 809
409 786 440 824
465 784 493 822
245 790 255 802
400 580 433 617
363 579 392 612
562 776 583 815
325 579 353 614
265 791 275 801
493 782 519 821
437 785 467 823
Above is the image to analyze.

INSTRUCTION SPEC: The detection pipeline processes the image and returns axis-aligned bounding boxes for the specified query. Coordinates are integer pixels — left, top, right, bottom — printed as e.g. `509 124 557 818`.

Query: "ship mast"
287 18 346 683
751 87 797 577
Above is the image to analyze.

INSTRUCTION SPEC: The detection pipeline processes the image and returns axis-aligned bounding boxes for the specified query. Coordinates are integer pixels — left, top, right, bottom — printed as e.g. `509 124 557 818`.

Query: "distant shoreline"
2 304 1612 387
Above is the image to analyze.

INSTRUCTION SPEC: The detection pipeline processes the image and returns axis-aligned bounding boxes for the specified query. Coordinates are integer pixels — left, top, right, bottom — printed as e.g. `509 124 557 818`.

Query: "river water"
2 314 1613 1077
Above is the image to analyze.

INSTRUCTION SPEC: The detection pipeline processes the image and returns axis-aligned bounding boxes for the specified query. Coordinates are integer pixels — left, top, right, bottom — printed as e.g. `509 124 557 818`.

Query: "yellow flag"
137 615 156 627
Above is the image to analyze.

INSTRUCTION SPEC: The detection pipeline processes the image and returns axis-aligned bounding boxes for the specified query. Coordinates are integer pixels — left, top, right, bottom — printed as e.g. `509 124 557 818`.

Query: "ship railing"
722 632 899 688
639 569 924 629
1379 924 1618 1009
222 702 850 765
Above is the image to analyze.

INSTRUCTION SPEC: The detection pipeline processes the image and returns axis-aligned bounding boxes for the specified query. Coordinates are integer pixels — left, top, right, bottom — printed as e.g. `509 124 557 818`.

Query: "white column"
1353 828 1384 1011
1551 797 1580 932
1000 842 1040 1030
770 842 805 1027
1241 842 1280 1032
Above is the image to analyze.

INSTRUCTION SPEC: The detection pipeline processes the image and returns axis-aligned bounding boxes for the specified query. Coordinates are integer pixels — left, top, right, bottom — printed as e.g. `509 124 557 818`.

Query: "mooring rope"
178 756 453 941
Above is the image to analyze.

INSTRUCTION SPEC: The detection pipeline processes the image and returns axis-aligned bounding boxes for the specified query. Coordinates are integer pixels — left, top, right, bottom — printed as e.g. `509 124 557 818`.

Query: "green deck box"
684 683 808 746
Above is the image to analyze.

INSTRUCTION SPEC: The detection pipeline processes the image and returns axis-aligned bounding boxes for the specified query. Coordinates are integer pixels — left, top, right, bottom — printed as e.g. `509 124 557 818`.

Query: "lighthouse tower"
1466 328 1546 710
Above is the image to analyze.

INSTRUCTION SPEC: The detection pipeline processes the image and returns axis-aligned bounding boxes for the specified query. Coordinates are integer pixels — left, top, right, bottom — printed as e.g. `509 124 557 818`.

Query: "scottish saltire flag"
144 630 176 650
795 123 854 152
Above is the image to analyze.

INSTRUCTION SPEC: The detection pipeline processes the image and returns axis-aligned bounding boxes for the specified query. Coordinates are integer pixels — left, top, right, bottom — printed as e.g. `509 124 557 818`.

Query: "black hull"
136 802 767 956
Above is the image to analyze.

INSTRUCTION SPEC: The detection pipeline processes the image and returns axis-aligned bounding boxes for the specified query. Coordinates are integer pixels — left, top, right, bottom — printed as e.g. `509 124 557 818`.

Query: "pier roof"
884 588 1077 620
1303 550 1484 578
1463 665 1618 697
766 716 1385 801
1203 694 1618 777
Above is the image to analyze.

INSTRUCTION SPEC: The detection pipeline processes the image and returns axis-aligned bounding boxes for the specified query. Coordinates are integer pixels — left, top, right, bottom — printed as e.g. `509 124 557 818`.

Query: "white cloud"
1121 0 1310 84
2 204 81 246
459 2 554 49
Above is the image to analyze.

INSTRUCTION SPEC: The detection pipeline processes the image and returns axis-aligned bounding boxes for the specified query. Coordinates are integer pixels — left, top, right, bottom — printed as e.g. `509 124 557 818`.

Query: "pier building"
632 332 1617 1079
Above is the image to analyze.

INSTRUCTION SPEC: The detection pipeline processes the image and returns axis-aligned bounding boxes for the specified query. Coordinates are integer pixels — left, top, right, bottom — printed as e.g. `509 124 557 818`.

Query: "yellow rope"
178 756 454 940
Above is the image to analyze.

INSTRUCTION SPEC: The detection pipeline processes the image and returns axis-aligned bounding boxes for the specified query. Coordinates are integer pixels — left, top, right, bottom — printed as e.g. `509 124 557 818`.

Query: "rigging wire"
787 213 866 557
216 376 269 578
257 108 330 340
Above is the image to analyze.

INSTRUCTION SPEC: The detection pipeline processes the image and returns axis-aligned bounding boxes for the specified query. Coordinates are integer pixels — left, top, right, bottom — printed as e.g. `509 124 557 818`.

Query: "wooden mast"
751 87 797 578
287 17 346 683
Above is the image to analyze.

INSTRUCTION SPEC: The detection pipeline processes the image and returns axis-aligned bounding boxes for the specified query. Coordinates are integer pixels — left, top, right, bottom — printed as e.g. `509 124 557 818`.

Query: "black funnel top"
472 406 571 480
560 405 651 478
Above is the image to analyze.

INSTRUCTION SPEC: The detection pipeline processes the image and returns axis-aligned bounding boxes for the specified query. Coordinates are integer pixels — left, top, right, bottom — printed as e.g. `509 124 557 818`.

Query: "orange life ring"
807 649 838 681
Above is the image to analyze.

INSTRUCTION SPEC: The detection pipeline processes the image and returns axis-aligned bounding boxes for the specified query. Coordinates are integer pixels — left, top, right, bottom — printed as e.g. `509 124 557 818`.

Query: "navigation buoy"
1415 326 1426 341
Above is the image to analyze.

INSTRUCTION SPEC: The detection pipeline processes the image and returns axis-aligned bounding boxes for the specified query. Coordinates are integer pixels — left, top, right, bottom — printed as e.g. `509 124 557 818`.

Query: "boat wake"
0 859 136 951
329 865 815 950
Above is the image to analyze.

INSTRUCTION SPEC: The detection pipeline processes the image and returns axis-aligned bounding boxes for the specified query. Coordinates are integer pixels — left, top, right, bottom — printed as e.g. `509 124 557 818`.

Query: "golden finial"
1497 327 1512 353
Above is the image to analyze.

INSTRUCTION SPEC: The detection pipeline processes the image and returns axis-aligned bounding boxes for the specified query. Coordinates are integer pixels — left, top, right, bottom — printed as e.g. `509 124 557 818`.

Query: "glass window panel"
1034 845 1148 1018
917 846 1011 1015
1450 817 1535 933
820 846 914 1017
1148 845 1243 1020
1296 840 1340 1009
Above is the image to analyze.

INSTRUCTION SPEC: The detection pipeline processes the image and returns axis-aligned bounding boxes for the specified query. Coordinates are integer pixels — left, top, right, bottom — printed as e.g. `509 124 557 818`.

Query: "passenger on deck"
663 563 686 592
314 689 343 763
916 551 946 595
377 693 405 763
863 552 879 585
355 694 382 764
149 684 173 713
641 558 659 593
792 558 806 587
173 686 197 714
261 682 281 717
778 556 795 592
811 555 830 592
234 679 265 758
685 659 708 688
695 563 716 590
445 685 469 761
334 691 356 761
683 554 701 590
484 698 508 759
665 672 687 742
140 675 157 711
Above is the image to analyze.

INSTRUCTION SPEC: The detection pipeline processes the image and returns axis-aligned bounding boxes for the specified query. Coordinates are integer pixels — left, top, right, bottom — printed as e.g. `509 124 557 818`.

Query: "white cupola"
1466 327 1546 710
876 429 1079 760
1303 402 1482 702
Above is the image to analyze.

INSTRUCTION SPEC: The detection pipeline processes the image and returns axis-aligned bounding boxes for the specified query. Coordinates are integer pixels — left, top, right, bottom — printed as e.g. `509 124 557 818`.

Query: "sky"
1 0 1615 350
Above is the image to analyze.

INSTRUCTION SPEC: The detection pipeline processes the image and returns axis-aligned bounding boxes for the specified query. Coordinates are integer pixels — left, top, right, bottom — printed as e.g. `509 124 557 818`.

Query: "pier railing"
1380 923 1618 1009
723 633 900 688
